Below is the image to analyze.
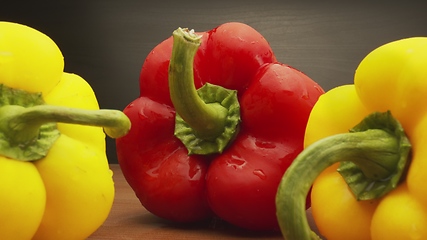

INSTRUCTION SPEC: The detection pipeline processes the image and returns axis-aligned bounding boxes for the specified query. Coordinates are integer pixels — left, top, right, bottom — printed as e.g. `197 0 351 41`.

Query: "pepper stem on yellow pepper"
2 105 130 138
0 84 130 162
275 111 411 240
168 27 240 155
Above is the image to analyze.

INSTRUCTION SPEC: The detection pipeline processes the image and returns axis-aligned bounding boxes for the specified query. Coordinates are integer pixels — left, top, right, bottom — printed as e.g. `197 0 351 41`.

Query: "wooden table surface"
88 164 318 240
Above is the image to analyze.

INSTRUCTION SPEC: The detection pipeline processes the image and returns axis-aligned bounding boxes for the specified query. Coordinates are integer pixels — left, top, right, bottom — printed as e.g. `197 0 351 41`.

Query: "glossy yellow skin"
0 22 114 239
306 37 427 240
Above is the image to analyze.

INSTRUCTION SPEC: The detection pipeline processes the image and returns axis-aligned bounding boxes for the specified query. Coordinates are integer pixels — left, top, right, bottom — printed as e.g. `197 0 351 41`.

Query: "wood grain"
89 164 318 239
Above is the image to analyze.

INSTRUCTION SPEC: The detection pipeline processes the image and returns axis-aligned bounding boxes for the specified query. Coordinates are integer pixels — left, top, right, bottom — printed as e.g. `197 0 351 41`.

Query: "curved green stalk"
3 105 130 139
169 28 225 139
276 111 411 240
168 27 240 155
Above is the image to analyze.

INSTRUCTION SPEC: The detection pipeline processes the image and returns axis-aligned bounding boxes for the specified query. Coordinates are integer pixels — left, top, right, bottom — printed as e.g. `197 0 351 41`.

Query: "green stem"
275 111 411 240
0 104 130 161
1 105 130 141
169 27 228 140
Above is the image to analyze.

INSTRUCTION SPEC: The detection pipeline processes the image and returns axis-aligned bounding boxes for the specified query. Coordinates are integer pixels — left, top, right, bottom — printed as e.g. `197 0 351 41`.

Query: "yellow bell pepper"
276 37 427 240
0 21 130 239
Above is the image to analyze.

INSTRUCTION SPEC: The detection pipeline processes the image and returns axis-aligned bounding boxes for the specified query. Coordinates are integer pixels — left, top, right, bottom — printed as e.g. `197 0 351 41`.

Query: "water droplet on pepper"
253 169 267 180
227 155 247 170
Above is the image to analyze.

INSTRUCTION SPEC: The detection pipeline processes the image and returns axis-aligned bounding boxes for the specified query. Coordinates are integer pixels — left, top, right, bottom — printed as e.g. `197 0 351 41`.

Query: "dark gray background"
2 1 426 163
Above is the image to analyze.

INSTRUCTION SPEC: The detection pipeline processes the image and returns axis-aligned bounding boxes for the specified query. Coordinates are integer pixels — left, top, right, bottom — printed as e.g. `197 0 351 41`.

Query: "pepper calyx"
338 111 411 200
174 83 240 155
169 27 241 155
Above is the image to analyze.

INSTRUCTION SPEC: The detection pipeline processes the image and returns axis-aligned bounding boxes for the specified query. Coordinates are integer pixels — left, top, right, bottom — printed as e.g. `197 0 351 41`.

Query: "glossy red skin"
116 22 324 231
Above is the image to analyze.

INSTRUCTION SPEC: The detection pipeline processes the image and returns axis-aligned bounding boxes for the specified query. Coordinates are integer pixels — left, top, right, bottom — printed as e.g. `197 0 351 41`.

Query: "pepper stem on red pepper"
275 111 411 240
0 84 130 161
169 27 240 155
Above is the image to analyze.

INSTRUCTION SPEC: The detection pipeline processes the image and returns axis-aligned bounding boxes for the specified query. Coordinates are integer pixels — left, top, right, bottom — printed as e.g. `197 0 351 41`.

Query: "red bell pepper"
116 22 324 231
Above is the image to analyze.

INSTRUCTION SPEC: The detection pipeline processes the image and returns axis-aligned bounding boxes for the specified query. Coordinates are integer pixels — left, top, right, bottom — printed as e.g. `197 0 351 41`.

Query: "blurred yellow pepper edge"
0 21 130 240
